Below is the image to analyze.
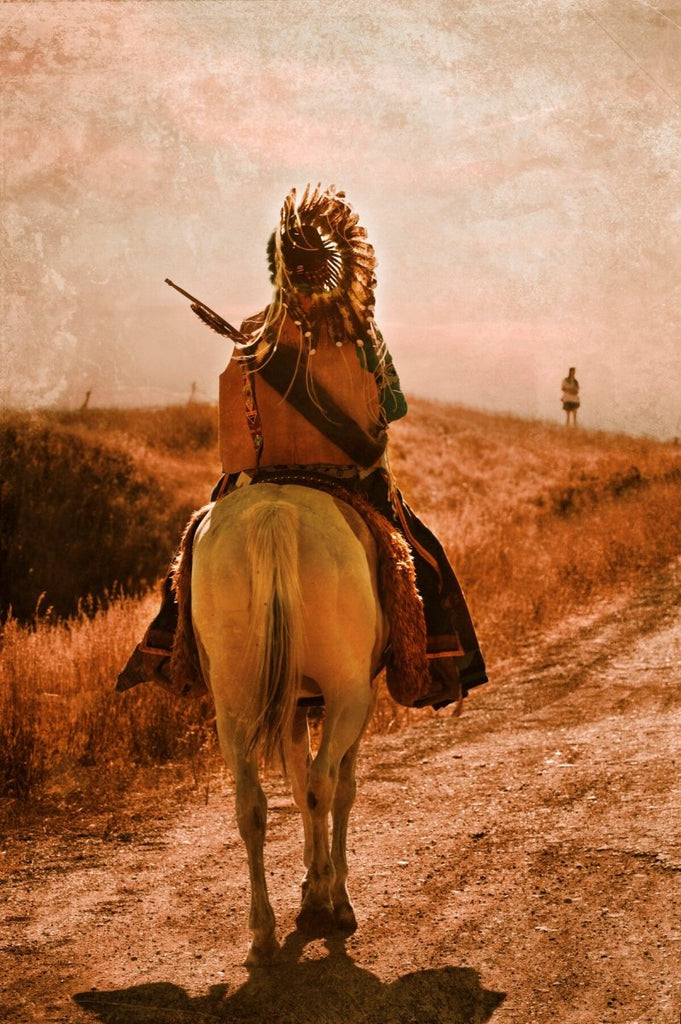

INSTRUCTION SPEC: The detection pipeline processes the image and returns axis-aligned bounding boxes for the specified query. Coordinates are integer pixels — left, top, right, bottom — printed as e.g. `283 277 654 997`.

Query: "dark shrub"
0 413 189 621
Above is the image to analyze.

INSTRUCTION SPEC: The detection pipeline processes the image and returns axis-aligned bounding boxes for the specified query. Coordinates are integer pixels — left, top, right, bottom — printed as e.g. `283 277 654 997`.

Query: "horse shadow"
74 932 505 1023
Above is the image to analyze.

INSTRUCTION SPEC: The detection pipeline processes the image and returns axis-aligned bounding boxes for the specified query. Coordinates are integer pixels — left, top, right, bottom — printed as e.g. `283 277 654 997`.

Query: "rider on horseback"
117 185 487 710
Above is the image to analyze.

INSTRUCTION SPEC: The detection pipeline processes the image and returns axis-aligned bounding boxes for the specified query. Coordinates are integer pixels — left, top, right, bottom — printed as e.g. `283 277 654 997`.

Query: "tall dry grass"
50 403 219 455
0 592 214 803
389 400 681 663
2 399 681 810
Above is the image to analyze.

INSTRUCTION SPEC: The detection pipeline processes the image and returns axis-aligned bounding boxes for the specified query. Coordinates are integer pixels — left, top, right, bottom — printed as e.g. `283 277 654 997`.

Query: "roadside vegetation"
0 405 220 621
390 401 681 663
2 399 681 811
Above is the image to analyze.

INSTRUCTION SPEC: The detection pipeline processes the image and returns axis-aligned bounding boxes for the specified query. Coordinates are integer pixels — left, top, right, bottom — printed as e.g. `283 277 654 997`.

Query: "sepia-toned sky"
2 0 680 437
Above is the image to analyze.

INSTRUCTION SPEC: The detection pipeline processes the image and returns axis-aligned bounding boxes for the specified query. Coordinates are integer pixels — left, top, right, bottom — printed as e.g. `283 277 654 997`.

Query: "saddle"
169 474 429 707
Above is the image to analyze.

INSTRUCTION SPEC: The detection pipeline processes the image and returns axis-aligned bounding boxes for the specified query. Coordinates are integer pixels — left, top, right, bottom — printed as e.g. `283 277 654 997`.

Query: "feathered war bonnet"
258 184 381 352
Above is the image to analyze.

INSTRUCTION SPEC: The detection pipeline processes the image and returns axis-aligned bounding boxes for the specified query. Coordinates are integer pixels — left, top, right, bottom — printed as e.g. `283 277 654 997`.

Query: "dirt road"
2 563 681 1024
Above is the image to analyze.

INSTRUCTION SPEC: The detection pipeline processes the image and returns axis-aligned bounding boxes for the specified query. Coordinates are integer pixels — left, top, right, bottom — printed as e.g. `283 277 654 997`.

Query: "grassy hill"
2 399 681 805
0 404 221 621
390 399 681 660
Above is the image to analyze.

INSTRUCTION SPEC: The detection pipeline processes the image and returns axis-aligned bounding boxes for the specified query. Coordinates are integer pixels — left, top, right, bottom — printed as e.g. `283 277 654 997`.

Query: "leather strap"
246 344 387 469
237 359 264 468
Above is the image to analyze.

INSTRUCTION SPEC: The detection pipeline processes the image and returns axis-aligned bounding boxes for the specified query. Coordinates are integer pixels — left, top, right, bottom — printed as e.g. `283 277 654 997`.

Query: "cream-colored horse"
191 483 388 966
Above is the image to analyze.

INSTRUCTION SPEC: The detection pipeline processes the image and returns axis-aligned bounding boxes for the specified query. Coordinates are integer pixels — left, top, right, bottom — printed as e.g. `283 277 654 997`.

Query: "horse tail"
243 500 305 764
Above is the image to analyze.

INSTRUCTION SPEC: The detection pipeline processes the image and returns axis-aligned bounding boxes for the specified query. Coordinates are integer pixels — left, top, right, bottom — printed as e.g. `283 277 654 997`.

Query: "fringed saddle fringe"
169 505 211 695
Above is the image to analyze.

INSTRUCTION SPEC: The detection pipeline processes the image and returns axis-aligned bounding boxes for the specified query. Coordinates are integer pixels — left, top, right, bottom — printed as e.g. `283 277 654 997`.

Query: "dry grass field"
3 400 681 1024
2 399 681 812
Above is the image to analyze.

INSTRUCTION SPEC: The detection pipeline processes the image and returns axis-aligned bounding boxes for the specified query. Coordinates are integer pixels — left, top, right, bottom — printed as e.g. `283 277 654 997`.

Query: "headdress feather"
259 184 378 349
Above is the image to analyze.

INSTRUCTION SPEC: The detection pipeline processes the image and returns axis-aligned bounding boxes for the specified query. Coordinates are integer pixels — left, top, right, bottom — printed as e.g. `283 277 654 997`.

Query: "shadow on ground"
74 932 505 1023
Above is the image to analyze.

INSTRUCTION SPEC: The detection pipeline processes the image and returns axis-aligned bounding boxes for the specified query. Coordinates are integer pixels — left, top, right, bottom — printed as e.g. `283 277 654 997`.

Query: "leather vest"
219 312 384 474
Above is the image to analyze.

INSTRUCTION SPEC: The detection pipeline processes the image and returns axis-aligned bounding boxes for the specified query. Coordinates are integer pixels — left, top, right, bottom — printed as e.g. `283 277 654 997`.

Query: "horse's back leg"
330 728 367 932
283 705 314 878
296 687 371 934
221 719 280 966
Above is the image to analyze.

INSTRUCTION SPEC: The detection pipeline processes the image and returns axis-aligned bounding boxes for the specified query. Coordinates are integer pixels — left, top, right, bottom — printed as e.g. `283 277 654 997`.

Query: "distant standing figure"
561 367 580 426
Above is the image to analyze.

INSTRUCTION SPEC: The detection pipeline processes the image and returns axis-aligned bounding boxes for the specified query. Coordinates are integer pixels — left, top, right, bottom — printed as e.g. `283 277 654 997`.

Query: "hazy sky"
2 0 680 438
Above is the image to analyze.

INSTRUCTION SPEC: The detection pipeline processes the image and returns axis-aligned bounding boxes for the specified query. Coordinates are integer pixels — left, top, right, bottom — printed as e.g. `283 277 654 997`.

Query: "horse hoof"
333 901 358 933
245 933 280 967
296 903 335 937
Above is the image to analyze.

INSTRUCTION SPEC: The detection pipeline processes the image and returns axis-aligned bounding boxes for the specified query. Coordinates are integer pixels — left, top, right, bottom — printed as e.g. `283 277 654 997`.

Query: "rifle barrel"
164 278 205 306
164 278 247 345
